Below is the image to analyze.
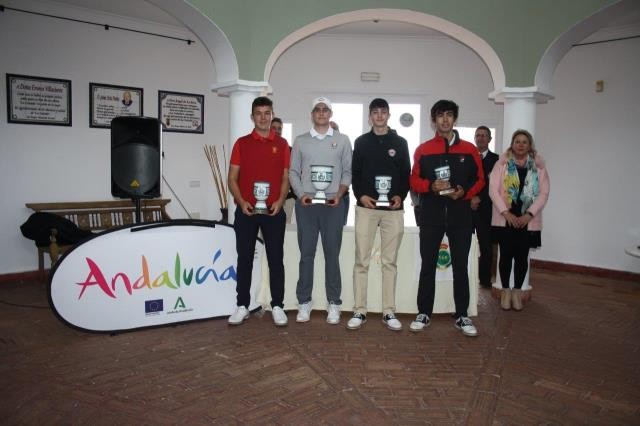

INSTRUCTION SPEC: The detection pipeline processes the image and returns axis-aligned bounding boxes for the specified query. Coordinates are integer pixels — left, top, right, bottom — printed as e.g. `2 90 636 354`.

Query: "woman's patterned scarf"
503 154 539 214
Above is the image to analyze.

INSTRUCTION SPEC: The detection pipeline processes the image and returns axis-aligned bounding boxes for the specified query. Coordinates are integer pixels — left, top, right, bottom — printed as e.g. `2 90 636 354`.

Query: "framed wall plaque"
89 83 143 128
6 74 72 126
158 90 204 133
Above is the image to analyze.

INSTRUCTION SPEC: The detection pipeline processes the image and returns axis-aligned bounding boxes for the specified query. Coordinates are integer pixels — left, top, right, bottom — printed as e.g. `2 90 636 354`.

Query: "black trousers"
473 212 494 287
498 226 530 289
234 208 286 308
417 226 472 318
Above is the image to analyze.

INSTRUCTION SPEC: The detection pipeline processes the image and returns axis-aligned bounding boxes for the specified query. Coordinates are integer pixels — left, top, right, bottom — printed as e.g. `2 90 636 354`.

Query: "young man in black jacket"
409 100 485 337
347 98 411 331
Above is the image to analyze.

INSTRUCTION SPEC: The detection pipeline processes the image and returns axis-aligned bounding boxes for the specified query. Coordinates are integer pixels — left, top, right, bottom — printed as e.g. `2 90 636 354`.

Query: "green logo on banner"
167 296 193 315
437 243 452 269
174 297 186 309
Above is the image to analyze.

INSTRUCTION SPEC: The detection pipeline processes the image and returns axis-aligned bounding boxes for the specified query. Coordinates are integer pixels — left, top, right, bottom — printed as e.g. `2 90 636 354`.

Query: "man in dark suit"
471 126 499 288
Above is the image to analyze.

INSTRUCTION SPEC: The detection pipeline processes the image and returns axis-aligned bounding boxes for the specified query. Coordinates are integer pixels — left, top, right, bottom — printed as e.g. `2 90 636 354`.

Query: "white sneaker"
326 303 341 325
296 301 312 323
409 314 430 332
455 316 478 337
346 313 366 330
272 306 288 326
383 313 402 331
228 306 249 325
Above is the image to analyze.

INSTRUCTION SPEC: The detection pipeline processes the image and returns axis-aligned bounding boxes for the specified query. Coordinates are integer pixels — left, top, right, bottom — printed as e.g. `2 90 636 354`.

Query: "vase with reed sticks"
204 144 229 223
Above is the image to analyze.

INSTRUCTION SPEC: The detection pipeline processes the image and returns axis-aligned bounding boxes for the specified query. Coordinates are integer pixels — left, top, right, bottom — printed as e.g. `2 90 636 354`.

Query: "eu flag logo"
145 299 163 314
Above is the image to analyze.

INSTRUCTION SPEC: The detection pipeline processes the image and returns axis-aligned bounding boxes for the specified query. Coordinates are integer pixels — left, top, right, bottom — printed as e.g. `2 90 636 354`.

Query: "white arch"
147 0 238 83
535 0 638 93
264 8 505 93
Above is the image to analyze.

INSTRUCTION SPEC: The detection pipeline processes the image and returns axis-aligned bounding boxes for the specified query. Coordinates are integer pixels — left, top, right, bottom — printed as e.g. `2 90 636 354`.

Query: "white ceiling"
52 0 182 26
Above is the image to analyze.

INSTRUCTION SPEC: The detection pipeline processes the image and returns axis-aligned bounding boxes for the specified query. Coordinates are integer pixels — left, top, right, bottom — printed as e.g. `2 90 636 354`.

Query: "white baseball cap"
311 96 332 111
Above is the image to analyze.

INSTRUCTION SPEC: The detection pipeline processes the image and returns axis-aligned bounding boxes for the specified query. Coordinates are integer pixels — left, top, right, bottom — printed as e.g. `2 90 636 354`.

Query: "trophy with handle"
310 165 333 204
253 181 270 214
434 165 455 195
375 175 392 207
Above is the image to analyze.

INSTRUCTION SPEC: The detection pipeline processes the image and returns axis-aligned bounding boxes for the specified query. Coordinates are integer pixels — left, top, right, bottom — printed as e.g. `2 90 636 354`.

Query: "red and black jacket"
410 133 485 228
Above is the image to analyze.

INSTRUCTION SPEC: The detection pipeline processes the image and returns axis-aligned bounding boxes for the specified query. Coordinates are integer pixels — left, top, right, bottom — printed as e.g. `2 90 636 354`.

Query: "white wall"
269 34 503 144
536 35 640 273
0 0 229 274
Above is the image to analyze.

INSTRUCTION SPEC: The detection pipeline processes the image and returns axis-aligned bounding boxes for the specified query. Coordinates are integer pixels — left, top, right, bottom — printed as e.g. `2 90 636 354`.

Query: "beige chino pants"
352 206 404 315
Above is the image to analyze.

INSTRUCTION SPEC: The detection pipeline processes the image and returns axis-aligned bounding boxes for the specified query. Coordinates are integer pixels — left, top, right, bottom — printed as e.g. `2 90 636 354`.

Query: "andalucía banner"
49 221 263 333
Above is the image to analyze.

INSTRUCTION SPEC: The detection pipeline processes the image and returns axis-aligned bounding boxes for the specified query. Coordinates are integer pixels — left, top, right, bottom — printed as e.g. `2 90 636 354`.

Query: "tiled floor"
1 269 638 424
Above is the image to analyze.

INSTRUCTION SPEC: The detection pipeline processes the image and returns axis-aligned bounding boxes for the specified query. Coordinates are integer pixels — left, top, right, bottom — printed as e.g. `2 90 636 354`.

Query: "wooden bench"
25 199 171 277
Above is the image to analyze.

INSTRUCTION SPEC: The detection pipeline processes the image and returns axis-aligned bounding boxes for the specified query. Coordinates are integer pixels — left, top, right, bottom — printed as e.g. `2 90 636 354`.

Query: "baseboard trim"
531 259 640 282
0 270 45 284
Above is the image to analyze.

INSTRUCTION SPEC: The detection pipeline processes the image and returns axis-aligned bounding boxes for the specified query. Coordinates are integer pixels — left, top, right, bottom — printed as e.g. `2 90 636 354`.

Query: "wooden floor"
1 269 639 425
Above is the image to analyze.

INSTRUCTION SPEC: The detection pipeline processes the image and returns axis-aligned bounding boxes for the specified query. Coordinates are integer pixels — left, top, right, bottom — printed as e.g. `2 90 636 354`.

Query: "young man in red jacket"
409 100 484 337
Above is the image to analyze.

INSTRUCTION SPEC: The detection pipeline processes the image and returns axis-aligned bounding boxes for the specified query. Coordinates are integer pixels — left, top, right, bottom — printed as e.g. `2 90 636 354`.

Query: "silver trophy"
434 165 455 195
375 175 392 207
310 165 333 204
253 181 270 214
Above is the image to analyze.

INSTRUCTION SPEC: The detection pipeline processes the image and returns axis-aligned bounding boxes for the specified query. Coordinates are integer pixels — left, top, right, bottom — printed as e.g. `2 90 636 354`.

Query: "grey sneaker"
382 313 402 331
326 303 341 325
228 306 249 325
409 313 430 332
272 306 288 327
346 313 366 330
296 301 312 323
455 316 478 337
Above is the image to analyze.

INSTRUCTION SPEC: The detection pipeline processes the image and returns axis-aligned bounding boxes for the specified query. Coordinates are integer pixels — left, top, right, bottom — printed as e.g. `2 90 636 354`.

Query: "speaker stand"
133 197 142 224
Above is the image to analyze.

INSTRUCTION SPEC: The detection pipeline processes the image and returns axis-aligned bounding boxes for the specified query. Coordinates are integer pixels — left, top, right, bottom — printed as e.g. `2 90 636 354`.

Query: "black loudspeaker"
111 116 162 199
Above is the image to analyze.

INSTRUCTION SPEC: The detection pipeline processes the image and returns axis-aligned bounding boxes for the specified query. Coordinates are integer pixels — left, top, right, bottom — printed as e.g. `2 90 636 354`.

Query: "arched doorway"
266 10 504 226
535 0 639 93
264 9 505 93
147 0 238 83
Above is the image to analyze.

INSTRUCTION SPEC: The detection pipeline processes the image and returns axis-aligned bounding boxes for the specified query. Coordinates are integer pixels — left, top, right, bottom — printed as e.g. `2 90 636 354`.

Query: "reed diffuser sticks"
204 144 228 209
